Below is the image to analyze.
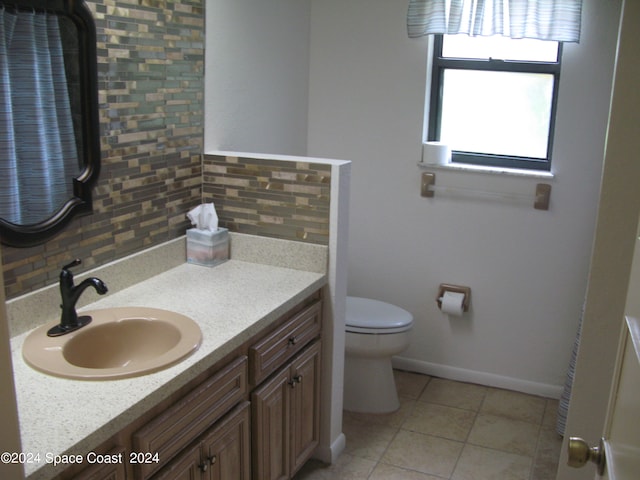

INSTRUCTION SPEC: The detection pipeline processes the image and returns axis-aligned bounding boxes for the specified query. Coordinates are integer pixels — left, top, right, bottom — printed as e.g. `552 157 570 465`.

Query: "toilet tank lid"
346 297 413 330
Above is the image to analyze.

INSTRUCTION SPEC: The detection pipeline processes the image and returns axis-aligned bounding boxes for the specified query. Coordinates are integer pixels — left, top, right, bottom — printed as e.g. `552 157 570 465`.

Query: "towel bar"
420 172 551 211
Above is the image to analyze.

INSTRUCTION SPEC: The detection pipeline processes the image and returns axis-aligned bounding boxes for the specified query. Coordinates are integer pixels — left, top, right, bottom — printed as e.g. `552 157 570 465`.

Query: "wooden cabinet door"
252 340 322 480
134 357 248 480
251 368 291 480
153 402 252 480
290 341 321 476
202 402 251 480
151 446 202 480
71 447 127 480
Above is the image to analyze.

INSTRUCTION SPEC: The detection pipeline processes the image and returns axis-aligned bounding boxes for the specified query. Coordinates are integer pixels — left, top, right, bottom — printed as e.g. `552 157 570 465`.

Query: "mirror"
0 0 100 247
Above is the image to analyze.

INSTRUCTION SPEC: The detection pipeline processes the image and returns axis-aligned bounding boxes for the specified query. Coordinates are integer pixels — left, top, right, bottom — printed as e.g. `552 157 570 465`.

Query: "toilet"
343 296 414 413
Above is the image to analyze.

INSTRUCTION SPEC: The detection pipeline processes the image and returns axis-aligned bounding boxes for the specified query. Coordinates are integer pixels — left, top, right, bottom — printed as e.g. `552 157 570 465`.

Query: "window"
428 35 562 171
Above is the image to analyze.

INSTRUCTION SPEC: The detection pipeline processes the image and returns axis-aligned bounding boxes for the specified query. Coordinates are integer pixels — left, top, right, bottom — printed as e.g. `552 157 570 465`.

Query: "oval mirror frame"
0 0 100 248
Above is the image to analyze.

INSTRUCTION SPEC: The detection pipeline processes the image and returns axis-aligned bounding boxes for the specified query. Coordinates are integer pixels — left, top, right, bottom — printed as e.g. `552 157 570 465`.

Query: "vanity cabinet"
55 291 323 480
250 300 322 480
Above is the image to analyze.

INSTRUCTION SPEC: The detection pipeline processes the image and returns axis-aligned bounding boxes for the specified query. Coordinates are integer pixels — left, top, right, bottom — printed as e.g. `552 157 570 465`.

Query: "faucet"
47 259 108 337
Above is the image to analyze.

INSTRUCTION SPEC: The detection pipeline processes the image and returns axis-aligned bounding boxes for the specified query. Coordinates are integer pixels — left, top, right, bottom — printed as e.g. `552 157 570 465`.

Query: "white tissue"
422 142 451 165
440 291 465 316
187 203 219 232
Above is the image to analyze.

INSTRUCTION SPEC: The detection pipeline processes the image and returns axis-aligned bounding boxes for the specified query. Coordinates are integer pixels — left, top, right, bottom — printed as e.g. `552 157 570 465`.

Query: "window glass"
442 35 559 62
440 70 554 159
429 35 561 170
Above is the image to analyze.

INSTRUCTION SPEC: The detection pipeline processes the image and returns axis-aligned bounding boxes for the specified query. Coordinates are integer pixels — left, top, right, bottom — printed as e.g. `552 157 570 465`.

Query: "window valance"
407 0 583 43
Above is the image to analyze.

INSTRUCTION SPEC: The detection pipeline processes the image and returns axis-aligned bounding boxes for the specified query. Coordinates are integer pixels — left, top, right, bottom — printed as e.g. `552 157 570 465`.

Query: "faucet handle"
62 259 82 271
60 259 82 282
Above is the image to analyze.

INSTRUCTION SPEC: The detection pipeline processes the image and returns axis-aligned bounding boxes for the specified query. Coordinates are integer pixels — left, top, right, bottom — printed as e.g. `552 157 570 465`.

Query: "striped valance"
407 0 583 43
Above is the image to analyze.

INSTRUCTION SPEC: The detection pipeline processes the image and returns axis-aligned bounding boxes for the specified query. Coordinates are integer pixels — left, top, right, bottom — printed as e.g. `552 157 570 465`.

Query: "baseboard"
392 356 563 399
313 432 346 464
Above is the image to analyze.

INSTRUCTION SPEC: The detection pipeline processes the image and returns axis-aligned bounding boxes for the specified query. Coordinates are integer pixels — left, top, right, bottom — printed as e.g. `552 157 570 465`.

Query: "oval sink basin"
22 307 202 380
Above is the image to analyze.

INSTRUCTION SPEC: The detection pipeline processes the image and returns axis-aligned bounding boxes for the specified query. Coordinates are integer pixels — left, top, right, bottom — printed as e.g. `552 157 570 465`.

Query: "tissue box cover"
186 228 229 267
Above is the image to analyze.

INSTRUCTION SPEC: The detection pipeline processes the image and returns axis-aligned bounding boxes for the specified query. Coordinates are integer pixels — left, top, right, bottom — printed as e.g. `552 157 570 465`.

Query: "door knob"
567 437 605 475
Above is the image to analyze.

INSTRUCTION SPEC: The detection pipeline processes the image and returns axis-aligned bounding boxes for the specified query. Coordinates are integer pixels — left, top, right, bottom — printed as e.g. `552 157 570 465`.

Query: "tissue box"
186 228 229 267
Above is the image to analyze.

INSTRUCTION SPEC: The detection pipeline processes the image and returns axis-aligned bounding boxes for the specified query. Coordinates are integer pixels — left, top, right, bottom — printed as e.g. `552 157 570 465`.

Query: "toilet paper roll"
440 291 465 316
422 141 451 165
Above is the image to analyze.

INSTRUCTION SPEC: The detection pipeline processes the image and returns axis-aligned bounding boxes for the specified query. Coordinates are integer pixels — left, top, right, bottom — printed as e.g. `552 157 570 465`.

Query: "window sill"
418 161 555 180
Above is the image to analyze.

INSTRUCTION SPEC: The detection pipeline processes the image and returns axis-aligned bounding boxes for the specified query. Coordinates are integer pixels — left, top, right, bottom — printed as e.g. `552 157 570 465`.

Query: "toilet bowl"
344 296 413 413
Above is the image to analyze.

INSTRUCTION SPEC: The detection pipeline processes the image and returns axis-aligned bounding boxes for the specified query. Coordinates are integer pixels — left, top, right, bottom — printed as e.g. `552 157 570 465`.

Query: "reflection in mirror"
0 0 100 247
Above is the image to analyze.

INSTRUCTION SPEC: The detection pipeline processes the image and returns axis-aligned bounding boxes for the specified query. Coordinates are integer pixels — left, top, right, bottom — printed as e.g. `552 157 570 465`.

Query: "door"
72 447 127 480
600 226 640 478
566 225 640 479
600 317 640 478
203 402 251 480
290 341 321 476
151 445 202 480
559 1 640 479
152 403 251 480
252 367 291 480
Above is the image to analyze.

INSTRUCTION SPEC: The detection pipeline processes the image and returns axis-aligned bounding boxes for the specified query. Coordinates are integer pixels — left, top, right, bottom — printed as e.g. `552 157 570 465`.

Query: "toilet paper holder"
437 284 471 312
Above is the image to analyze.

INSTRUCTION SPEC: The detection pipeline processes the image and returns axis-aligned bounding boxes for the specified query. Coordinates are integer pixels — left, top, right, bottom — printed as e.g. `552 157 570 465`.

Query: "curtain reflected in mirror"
0 8 81 225
0 0 100 248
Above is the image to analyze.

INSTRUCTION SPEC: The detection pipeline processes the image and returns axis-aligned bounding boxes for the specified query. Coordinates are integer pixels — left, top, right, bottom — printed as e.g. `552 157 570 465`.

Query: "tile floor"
295 370 563 480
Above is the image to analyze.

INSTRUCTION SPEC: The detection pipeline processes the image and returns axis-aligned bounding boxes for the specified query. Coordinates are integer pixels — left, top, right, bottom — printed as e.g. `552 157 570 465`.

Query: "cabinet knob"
288 374 303 387
198 461 208 472
208 454 217 465
288 337 297 346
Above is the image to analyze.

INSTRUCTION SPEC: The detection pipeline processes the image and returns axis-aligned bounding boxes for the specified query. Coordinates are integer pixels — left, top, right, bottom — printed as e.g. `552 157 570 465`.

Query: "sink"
22 307 202 380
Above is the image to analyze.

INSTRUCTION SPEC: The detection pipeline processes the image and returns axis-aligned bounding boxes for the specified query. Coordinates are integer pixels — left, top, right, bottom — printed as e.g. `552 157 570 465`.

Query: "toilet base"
343 355 399 413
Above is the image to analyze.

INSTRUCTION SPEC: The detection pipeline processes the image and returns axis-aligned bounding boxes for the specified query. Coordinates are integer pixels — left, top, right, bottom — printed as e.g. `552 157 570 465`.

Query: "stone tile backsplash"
203 155 331 245
1 0 204 299
1 2 332 300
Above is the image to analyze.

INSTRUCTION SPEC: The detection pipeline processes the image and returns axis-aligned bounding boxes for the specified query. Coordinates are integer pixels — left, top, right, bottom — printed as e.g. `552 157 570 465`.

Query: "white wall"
204 0 311 155
307 0 622 395
204 0 622 396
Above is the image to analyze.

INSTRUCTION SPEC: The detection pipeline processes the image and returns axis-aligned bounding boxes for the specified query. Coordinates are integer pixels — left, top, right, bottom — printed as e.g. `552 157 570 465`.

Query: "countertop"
9 255 326 479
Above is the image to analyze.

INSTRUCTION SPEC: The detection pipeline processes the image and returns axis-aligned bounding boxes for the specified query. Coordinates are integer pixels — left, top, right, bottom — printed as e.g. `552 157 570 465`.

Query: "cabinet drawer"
133 356 248 479
249 301 321 385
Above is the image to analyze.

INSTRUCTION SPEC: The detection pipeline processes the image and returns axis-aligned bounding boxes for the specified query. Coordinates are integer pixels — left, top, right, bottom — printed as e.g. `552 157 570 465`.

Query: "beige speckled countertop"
8 234 327 480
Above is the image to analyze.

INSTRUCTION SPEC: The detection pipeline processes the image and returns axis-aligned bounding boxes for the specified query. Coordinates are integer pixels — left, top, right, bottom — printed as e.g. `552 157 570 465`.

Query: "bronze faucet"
47 259 108 337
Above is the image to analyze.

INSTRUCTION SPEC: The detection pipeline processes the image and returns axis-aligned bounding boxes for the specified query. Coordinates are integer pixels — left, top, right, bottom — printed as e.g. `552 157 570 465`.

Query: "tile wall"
203 155 331 244
1 0 205 299
2 2 332 301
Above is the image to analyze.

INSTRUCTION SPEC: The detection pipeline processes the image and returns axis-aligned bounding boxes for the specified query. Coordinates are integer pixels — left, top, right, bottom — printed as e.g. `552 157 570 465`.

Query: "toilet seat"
346 297 413 334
